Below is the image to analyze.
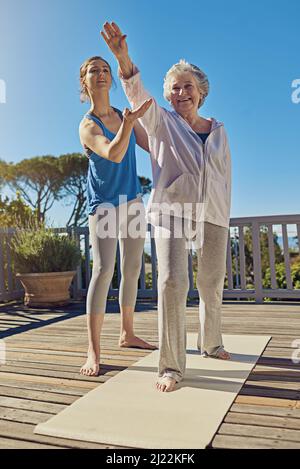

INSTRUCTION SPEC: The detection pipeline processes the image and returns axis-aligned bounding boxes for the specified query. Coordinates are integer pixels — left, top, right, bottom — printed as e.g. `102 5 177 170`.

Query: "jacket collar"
170 111 223 135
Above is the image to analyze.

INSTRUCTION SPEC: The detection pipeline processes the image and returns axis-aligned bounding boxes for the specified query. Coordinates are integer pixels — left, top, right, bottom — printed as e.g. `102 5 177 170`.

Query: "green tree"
263 261 300 289
58 153 88 227
0 193 38 228
138 176 152 196
1 154 153 228
242 225 283 284
0 158 7 191
4 156 65 223
224 225 284 289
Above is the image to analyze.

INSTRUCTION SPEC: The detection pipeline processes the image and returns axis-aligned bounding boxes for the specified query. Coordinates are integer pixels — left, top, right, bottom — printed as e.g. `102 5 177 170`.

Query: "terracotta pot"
16 271 77 307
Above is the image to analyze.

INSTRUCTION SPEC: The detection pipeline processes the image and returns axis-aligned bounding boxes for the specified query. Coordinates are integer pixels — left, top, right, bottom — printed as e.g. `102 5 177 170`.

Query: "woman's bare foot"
80 348 100 376
217 349 231 360
119 334 157 350
156 376 177 393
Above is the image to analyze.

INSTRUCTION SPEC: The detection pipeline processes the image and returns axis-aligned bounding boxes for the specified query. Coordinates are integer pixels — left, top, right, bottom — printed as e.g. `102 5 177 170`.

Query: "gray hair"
163 59 210 109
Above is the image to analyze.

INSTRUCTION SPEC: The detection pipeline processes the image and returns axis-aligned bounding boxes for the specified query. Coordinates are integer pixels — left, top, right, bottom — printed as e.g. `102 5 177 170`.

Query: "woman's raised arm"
101 22 133 79
101 22 162 136
80 99 152 163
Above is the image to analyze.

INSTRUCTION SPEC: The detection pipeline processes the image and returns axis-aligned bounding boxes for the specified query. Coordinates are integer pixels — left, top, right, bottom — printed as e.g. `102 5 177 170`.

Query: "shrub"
11 222 81 274
263 261 300 289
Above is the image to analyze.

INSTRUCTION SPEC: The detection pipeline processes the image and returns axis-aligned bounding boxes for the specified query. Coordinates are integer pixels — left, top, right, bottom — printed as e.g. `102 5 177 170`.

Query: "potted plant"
12 222 81 307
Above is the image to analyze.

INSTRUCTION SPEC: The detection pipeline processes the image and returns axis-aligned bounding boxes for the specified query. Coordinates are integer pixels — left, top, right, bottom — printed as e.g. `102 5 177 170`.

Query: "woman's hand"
123 99 153 124
101 21 134 79
101 22 128 60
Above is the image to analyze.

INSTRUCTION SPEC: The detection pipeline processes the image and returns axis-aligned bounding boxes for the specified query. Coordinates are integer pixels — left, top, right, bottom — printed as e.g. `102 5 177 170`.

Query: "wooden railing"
0 228 23 302
224 214 300 302
1 214 300 304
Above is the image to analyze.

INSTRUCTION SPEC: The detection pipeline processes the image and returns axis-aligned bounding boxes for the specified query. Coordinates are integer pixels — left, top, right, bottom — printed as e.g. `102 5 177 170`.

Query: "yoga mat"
35 334 271 449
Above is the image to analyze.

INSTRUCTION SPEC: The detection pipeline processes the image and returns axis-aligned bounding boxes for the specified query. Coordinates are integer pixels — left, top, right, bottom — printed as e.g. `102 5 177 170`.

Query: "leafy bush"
263 261 300 289
0 192 38 228
11 222 81 274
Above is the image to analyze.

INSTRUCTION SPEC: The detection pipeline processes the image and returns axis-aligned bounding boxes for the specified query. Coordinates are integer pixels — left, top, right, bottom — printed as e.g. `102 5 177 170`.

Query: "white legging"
86 198 146 314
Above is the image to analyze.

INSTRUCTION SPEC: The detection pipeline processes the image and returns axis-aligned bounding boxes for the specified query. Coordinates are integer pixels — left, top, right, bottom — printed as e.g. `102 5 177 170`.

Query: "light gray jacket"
120 66 232 234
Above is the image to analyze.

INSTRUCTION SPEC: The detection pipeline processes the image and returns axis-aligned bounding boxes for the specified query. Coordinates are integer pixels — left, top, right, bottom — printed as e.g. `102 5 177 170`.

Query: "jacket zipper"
196 125 220 208
176 113 222 215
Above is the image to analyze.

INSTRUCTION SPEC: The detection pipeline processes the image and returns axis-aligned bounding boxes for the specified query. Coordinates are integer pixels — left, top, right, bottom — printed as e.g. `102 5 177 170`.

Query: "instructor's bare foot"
80 349 100 376
119 335 157 350
156 376 177 392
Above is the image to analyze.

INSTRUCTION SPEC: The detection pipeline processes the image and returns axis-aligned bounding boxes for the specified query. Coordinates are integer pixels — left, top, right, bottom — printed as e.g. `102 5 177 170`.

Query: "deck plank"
0 420 125 449
211 434 300 449
218 422 300 442
0 300 300 449
0 385 79 404
225 412 300 430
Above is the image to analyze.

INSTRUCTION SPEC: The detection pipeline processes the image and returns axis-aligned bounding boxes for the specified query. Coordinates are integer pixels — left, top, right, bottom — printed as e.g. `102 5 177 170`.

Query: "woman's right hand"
101 22 128 59
123 99 153 124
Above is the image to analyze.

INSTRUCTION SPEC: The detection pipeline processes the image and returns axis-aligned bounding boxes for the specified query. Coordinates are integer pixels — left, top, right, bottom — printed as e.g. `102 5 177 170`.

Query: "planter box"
16 271 77 307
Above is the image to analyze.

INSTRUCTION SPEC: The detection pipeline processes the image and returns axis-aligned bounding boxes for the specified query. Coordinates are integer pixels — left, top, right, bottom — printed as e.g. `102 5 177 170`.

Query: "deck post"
252 221 264 303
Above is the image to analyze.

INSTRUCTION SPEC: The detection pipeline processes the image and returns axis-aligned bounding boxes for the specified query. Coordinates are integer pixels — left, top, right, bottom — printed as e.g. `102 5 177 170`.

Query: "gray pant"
155 218 229 382
86 198 146 314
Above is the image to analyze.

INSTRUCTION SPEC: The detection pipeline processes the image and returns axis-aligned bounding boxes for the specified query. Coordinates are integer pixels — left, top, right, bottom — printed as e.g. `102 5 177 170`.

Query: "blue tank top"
84 108 142 215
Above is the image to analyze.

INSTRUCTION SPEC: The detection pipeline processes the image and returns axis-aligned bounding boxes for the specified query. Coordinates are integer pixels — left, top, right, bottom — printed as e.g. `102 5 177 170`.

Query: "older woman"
102 22 232 392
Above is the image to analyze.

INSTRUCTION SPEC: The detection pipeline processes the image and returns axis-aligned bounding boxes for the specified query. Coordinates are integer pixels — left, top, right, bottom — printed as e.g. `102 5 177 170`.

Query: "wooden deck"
0 299 300 449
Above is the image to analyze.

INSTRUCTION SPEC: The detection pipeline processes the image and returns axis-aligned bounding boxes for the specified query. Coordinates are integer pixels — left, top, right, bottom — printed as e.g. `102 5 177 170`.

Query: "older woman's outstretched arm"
101 21 162 136
101 22 133 77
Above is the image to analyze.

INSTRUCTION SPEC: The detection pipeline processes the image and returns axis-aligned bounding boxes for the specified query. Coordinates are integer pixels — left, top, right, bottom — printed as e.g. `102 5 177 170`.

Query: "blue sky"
0 0 299 226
